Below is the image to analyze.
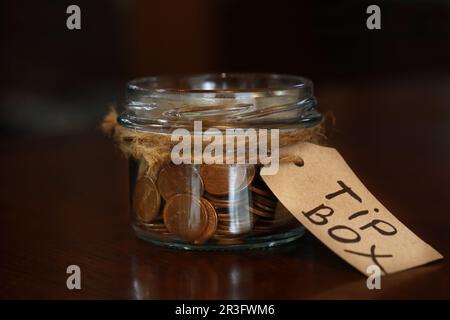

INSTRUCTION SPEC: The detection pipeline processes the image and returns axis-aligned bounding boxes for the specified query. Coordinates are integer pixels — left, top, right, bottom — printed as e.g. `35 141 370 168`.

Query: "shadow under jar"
119 73 322 250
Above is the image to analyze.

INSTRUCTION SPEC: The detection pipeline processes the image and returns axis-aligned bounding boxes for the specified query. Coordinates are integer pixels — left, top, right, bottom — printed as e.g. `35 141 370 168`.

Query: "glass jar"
118 73 322 250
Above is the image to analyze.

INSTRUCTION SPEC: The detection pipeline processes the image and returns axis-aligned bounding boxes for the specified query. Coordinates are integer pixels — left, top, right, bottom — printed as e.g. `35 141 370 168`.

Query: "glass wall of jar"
118 73 322 250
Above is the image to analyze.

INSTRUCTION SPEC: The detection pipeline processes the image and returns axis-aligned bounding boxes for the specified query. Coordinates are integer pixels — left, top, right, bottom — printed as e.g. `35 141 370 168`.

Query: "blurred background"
1 0 450 219
1 0 449 136
1 0 450 299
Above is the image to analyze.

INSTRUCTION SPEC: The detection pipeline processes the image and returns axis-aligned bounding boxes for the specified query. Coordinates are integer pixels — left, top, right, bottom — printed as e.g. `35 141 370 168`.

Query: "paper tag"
262 142 443 275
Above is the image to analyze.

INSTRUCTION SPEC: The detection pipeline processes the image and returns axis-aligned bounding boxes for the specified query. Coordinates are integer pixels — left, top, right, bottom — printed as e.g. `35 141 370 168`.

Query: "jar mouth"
127 73 312 94
120 73 321 132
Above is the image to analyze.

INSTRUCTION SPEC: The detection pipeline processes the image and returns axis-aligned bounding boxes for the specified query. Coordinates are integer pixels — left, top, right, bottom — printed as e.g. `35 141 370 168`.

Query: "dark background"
1 0 449 299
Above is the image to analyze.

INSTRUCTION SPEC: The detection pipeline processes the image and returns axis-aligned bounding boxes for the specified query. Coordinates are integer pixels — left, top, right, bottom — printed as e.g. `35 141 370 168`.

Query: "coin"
227 208 254 222
249 206 275 218
251 193 277 208
204 192 250 210
217 212 235 219
194 198 218 244
212 233 245 245
252 199 276 213
163 194 208 243
216 224 252 235
252 225 274 233
214 237 245 245
200 164 255 196
217 216 252 224
214 226 246 235
203 195 234 208
137 220 166 229
250 185 275 198
133 177 161 223
157 163 204 200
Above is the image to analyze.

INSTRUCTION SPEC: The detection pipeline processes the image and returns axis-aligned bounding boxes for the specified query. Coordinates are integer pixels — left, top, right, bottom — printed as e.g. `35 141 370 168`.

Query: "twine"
102 109 329 178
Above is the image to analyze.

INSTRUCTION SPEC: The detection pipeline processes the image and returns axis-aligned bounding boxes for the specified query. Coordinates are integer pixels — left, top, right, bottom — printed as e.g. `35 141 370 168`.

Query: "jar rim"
120 73 321 132
127 73 313 95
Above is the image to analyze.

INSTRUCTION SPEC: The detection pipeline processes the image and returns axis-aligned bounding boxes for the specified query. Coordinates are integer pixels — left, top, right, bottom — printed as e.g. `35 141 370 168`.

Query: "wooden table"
1 80 449 299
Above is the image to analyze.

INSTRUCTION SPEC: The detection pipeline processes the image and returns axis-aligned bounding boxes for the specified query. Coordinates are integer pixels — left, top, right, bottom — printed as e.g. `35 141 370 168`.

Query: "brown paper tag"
262 142 443 275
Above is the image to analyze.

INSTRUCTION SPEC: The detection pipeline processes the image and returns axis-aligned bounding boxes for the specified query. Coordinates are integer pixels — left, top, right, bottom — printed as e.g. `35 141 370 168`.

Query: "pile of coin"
132 162 298 245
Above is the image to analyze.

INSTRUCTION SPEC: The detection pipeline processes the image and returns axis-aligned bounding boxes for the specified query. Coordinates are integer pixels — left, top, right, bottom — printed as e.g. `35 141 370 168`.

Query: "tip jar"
114 73 323 250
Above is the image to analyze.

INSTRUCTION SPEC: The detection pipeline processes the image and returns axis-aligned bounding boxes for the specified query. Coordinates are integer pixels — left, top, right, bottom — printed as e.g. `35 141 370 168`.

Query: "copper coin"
200 164 255 196
212 233 245 242
252 199 276 213
216 222 251 230
225 207 253 223
216 222 252 235
217 213 233 221
213 237 244 242
251 193 277 208
216 238 245 245
203 196 233 208
217 217 252 225
137 220 166 229
208 200 245 210
163 194 208 243
253 225 274 232
194 198 218 244
218 205 252 223
133 177 161 223
249 206 274 218
157 163 204 200
250 185 275 198
216 206 251 218
214 228 244 236
204 192 250 210
142 216 164 224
